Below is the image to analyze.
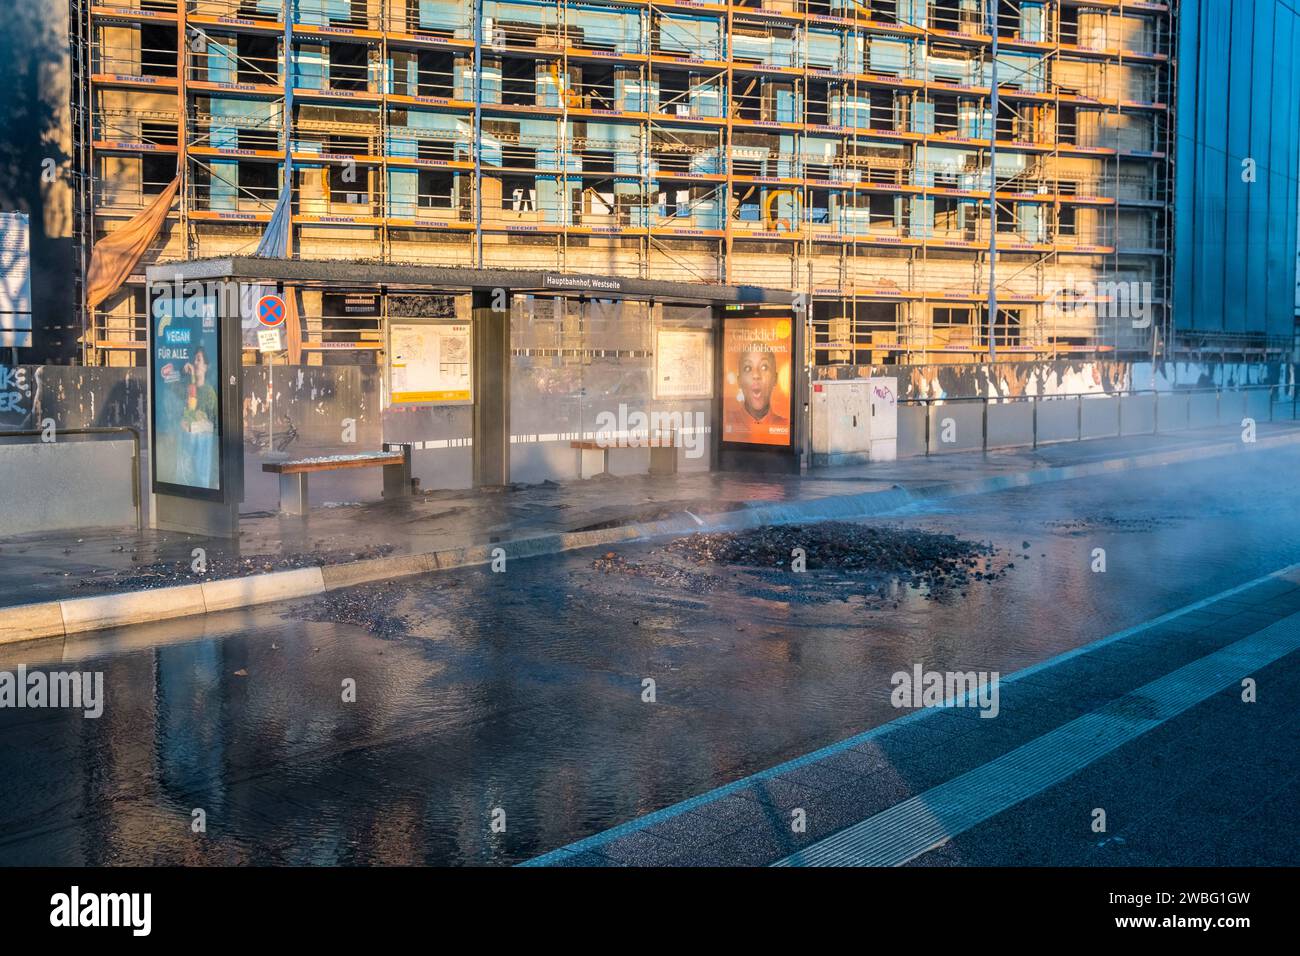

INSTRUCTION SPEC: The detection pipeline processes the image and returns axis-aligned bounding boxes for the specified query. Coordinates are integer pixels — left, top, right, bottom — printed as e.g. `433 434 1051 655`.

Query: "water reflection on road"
2 448 1298 865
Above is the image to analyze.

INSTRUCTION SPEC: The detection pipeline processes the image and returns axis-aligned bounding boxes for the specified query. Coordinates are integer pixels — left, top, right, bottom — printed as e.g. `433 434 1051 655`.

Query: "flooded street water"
3 447 1299 865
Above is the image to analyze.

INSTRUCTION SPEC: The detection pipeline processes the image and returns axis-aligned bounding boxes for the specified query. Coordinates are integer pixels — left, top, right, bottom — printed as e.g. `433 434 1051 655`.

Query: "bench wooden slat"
570 438 678 450
263 453 405 475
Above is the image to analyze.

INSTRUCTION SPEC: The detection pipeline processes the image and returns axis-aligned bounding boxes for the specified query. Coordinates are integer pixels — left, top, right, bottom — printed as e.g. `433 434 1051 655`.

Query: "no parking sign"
257 294 286 327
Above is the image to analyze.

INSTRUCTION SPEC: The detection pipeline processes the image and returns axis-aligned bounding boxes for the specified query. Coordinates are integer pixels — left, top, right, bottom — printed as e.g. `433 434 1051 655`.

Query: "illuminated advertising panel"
151 295 223 497
721 314 793 447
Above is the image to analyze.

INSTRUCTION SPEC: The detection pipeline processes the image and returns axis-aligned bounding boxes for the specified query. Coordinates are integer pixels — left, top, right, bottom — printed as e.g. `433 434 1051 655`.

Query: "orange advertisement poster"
722 315 793 447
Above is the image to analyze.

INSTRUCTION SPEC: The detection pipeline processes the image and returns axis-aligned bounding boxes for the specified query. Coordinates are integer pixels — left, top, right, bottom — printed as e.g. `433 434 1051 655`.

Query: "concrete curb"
1 566 327 645
200 566 325 613
1 428 1295 645
60 583 207 636
0 601 66 645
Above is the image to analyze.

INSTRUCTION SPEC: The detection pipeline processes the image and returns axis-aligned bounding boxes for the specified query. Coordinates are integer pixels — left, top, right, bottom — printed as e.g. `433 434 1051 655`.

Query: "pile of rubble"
660 522 1007 596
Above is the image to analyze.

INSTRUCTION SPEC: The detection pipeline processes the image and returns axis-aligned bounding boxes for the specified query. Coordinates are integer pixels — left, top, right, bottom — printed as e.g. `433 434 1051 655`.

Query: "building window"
933 307 973 326
981 308 1023 347
142 154 175 195
139 25 177 78
329 42 369 92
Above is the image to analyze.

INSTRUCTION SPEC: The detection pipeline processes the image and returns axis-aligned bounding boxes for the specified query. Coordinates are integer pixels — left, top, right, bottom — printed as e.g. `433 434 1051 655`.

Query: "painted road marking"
776 616 1300 866
525 560 1300 866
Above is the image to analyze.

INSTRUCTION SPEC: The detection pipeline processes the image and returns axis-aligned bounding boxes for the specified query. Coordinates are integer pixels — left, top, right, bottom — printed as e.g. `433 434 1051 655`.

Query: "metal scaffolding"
74 0 1176 367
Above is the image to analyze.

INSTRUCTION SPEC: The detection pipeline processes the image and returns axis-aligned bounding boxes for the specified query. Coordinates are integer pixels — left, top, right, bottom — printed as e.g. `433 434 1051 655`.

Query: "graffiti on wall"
0 365 148 432
240 366 382 455
815 360 1295 403
0 366 378 454
0 366 36 428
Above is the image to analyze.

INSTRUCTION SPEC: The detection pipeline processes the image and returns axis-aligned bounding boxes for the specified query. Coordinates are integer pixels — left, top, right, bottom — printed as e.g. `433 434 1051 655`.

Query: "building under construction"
70 1 1202 367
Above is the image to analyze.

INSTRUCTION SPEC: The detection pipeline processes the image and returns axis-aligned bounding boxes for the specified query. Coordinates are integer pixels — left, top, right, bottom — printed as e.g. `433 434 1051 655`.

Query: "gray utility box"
811 377 899 466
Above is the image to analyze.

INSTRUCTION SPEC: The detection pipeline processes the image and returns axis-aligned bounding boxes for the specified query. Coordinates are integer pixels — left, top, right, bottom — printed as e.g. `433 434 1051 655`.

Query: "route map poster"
654 327 713 399
390 321 472 405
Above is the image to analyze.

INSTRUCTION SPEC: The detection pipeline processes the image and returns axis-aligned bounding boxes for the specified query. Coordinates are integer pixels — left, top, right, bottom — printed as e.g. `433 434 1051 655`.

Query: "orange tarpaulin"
282 285 303 365
86 176 180 309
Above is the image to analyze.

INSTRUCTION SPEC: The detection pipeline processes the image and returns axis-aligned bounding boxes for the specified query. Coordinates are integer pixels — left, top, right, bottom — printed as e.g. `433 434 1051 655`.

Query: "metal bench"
261 443 412 515
570 432 679 479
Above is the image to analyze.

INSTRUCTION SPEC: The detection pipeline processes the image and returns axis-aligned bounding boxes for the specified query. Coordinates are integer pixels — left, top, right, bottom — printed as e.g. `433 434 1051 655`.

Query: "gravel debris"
289 580 413 638
72 544 398 594
668 522 994 572
590 550 726 592
287 523 1010 637
594 522 1008 603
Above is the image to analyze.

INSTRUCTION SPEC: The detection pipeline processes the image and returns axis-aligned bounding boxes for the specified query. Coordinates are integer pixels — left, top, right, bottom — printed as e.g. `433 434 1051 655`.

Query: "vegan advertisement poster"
722 314 793 447
152 296 221 493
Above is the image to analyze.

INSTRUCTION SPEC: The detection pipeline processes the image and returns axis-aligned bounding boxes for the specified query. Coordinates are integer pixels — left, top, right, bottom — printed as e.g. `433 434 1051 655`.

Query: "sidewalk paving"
527 564 1300 867
1 422 1298 634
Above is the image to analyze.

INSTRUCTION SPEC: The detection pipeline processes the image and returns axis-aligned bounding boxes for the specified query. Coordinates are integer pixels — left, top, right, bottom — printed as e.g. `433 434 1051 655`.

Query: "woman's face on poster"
739 350 776 416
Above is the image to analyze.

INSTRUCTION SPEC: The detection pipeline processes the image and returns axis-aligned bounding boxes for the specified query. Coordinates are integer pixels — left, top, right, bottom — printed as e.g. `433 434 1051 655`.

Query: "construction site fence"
899 385 1295 457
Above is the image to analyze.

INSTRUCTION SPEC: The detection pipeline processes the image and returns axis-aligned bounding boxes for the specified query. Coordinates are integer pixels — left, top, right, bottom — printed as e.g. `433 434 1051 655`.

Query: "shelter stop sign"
257 294 286 327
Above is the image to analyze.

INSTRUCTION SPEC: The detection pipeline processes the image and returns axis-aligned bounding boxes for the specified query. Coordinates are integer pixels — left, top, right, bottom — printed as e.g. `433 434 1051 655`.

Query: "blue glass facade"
1174 0 1300 339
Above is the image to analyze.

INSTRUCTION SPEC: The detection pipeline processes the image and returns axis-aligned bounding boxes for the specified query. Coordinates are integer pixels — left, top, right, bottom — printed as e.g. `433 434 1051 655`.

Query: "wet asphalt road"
2 444 1299 865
